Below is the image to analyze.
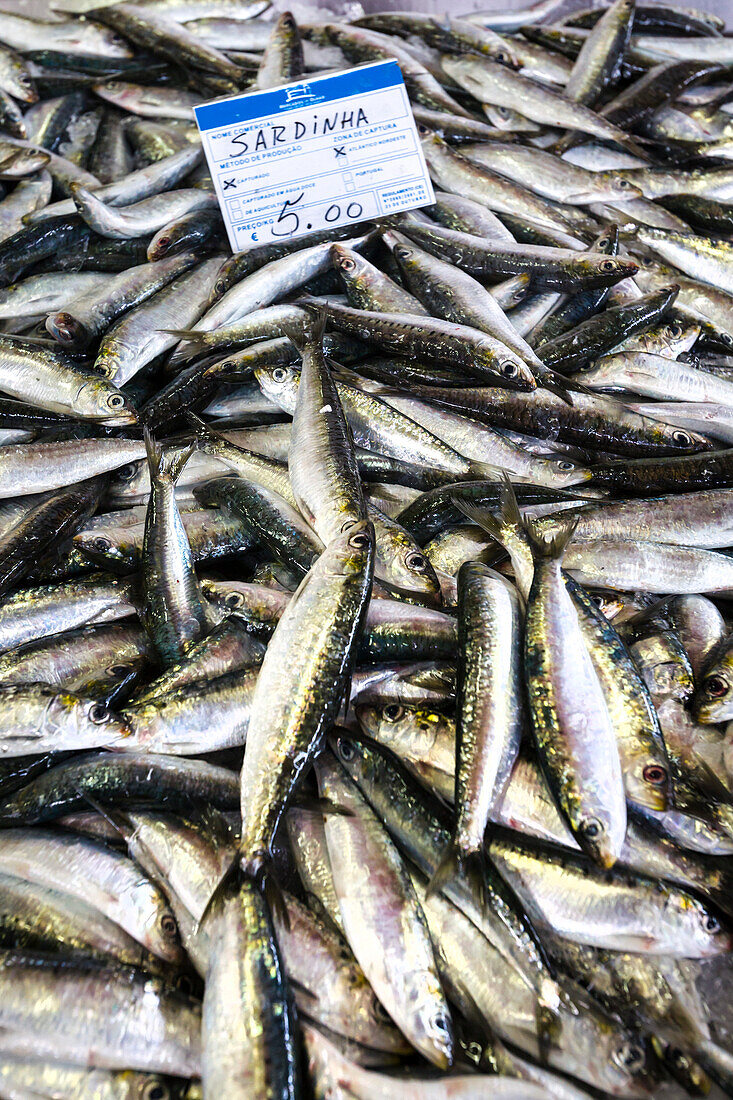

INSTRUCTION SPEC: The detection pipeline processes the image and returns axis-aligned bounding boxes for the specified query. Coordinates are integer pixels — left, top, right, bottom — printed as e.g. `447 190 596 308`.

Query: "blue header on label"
194 60 403 133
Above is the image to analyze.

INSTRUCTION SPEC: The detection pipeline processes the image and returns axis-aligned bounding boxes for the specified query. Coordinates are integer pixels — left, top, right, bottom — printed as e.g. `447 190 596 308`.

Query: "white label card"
194 60 435 253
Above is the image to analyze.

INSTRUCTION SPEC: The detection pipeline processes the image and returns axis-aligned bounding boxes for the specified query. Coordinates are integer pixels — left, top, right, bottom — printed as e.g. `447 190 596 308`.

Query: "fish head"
46 309 90 349
374 529 443 607
254 363 298 409
330 242 371 286
331 519 375 580
605 1032 659 1096
12 67 38 106
47 690 131 747
674 893 733 957
588 255 639 287
482 104 541 133
571 800 627 869
0 147 49 179
596 173 644 202
411 987 455 1069
694 666 733 724
135 894 185 966
543 455 593 488
623 751 673 814
330 728 381 790
75 377 138 426
356 702 449 756
73 528 136 572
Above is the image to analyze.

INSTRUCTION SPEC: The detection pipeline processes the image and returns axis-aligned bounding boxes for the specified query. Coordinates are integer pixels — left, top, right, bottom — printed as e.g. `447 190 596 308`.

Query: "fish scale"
0 2 728 1096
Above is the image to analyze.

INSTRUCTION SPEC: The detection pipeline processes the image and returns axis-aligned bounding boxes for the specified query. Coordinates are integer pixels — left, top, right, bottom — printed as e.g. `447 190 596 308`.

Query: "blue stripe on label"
195 60 403 133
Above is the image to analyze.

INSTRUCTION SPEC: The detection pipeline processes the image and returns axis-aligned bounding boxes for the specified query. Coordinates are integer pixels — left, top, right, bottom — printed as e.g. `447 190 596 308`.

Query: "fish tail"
159 327 209 344
282 302 328 357
426 842 489 914
143 425 163 479
425 841 463 901
525 513 578 560
535 995 563 1064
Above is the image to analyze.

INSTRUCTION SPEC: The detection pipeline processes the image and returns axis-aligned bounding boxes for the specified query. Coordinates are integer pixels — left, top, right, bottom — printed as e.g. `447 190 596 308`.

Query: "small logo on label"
283 84 318 106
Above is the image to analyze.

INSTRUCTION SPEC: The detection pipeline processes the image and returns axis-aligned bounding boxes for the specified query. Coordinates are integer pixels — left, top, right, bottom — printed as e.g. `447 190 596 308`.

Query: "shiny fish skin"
316 753 454 1069
523 518 627 867
0 3 731 1095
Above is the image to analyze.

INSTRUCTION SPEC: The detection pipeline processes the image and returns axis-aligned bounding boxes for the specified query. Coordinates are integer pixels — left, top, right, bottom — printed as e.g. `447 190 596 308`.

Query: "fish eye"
336 737 355 762
348 530 371 549
394 246 411 259
88 702 109 724
406 551 429 573
556 460 576 471
382 703 404 722
642 764 668 786
614 1041 645 1072
225 591 243 609
92 536 112 552
431 1012 451 1035
117 463 137 482
142 1082 171 1100
705 674 729 698
597 237 610 248
338 255 355 271
668 323 682 338
106 393 125 409
496 107 510 119
600 259 617 272
703 912 721 934
109 664 132 678
618 179 631 189
581 817 603 839
722 333 733 346
160 912 178 939
372 996 393 1024
272 368 289 383
500 360 518 378
671 429 692 447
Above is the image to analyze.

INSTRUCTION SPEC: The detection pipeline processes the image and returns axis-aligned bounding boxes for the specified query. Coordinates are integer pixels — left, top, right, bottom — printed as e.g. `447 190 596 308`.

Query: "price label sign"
194 60 435 253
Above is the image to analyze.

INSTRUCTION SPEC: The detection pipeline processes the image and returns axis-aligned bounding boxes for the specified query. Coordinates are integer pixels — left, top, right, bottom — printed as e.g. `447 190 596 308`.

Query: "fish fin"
197 854 240 929
537 370 576 406
468 461 505 481
186 411 212 439
264 870 290 932
282 301 328 357
160 328 208 343
292 294 320 315
154 439 196 486
72 786 134 843
291 793 354 818
288 975 319 1002
143 426 163 479
426 843 489 914
451 497 506 546
535 999 563 1064
524 513 578 560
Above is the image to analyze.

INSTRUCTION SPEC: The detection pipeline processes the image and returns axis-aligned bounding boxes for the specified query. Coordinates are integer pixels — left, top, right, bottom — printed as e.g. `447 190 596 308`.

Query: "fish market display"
0 0 731 1096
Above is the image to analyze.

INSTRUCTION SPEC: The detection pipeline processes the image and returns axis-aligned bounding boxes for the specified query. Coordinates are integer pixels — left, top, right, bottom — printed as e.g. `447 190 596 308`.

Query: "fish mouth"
99 409 139 427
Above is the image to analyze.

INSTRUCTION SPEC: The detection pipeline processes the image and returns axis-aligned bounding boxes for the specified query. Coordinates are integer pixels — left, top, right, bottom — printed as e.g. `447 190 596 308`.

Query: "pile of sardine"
2 0 733 1096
